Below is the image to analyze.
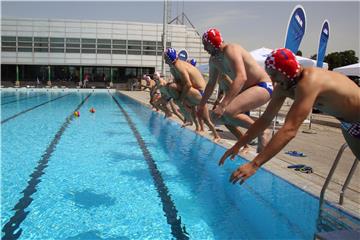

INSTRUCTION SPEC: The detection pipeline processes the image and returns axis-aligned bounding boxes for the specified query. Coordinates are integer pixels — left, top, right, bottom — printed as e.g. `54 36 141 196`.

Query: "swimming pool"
1 89 359 239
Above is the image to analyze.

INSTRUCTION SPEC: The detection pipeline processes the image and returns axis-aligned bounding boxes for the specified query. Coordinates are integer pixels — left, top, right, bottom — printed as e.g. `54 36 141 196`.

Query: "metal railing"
317 142 359 229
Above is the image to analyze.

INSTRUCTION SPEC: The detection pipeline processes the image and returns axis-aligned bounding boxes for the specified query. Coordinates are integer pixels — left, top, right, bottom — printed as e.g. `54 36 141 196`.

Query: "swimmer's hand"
212 104 225 119
229 162 259 185
218 142 241 166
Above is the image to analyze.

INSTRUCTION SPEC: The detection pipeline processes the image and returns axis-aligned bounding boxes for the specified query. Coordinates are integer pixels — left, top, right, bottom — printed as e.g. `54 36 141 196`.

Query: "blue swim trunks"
198 89 205 97
257 82 273 95
341 121 360 139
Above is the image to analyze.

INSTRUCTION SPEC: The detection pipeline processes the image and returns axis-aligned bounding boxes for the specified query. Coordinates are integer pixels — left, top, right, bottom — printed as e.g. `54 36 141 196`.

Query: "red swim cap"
265 48 300 80
202 28 223 49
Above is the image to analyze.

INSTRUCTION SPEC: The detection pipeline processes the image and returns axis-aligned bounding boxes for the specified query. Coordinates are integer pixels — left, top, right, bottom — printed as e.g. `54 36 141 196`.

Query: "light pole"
161 0 168 76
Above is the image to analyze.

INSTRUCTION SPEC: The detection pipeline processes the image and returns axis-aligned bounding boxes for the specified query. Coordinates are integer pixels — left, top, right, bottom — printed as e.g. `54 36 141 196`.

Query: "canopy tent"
250 47 328 69
333 63 360 77
197 47 328 74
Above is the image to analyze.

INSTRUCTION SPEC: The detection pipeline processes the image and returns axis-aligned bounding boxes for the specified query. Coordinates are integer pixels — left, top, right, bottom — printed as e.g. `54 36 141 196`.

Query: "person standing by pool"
219 48 360 184
164 47 221 142
198 28 273 152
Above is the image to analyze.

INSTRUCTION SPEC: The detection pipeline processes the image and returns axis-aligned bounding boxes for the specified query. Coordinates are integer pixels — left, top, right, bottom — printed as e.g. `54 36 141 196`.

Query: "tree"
324 50 358 70
310 54 317 60
296 50 302 56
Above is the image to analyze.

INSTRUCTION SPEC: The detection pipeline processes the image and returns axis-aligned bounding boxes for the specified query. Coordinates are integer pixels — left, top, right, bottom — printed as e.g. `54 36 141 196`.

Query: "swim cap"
143 75 151 81
265 48 300 80
165 48 177 63
188 59 197 67
202 28 223 49
153 72 160 79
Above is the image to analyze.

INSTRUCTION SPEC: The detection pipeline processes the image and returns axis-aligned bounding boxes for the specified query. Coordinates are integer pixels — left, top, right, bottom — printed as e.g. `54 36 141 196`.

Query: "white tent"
250 47 328 69
333 63 360 77
197 47 328 74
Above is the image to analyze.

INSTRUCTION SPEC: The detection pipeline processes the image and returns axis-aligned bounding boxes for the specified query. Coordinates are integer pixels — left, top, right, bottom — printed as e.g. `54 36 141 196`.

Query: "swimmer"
198 28 273 152
219 48 360 184
164 48 221 141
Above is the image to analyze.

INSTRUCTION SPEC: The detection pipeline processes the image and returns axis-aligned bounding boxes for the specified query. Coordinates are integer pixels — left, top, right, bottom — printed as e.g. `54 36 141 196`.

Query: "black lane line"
111 94 189 240
1 94 71 124
1 93 92 240
1 93 47 105
1 95 18 99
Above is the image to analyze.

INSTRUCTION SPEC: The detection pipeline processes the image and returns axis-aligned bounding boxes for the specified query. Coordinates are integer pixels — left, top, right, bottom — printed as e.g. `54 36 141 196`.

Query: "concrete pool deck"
120 90 360 220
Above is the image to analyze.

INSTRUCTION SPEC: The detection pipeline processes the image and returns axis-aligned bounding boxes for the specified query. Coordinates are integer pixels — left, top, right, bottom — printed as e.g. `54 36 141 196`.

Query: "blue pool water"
1 90 359 239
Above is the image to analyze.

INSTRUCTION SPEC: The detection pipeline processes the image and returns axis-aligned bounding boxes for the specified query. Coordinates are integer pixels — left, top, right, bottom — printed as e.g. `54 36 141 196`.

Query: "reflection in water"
66 230 129 240
64 189 116 209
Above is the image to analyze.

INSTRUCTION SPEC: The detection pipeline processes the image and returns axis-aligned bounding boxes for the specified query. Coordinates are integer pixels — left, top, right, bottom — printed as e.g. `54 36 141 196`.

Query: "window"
34 37 48 52
66 38 80 43
66 43 80 48
2 47 16 52
82 49 96 54
34 37 48 42
18 48 32 52
18 37 32 42
97 39 111 44
112 50 126 55
97 49 111 54
50 48 64 53
2 36 17 52
82 44 95 48
34 48 48 52
82 38 96 44
35 42 48 47
143 51 156 56
128 45 141 50
66 48 80 53
18 42 32 47
50 43 64 48
143 41 156 46
113 39 126 45
50 38 64 43
128 50 141 55
2 36 16 41
97 44 111 49
143 46 156 51
128 40 141 45
2 42 16 46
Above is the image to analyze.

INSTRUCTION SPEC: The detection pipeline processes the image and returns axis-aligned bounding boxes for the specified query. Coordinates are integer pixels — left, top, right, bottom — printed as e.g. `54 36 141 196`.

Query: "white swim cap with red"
265 48 300 80
202 28 223 49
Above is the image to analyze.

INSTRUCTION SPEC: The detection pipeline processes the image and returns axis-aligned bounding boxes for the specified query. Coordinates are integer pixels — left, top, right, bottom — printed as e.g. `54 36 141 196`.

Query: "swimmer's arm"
251 86 318 168
219 47 246 108
199 61 220 107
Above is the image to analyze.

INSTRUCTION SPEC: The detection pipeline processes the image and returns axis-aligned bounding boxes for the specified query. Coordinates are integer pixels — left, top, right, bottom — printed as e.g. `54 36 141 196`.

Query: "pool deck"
120 90 360 219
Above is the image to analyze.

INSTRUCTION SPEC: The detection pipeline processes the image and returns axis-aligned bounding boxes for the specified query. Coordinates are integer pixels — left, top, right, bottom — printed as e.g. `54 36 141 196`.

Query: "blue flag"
316 20 330 68
284 5 306 53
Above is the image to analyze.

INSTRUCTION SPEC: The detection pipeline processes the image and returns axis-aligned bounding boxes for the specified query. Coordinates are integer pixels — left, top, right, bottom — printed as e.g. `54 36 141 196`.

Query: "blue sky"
2 1 359 58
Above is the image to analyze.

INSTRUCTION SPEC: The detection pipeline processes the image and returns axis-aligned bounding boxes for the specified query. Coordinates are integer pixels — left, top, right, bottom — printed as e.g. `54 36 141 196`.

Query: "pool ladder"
315 143 359 239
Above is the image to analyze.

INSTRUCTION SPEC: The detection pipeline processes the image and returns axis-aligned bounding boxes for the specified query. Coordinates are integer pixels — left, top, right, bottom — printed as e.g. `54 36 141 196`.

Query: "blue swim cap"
189 58 197 66
165 48 177 63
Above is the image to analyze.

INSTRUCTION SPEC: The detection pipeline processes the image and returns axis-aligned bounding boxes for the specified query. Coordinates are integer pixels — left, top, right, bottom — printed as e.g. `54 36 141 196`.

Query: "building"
1 17 209 88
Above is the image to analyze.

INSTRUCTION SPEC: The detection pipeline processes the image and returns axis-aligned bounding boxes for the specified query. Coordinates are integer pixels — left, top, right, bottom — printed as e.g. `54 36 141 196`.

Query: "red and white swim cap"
143 75 151 81
202 28 223 49
265 48 300 80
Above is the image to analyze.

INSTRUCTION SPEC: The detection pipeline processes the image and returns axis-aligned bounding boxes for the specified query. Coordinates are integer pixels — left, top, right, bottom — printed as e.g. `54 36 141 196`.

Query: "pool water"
1 90 359 239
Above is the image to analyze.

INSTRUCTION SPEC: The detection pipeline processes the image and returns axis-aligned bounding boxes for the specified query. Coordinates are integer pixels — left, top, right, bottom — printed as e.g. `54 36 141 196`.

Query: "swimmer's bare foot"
257 129 272 153
213 136 221 142
240 145 250 154
181 121 193 128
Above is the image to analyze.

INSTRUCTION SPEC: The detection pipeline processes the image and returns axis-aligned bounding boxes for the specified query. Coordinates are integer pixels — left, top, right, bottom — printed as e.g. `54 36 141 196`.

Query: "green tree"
324 50 358 70
296 50 302 56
